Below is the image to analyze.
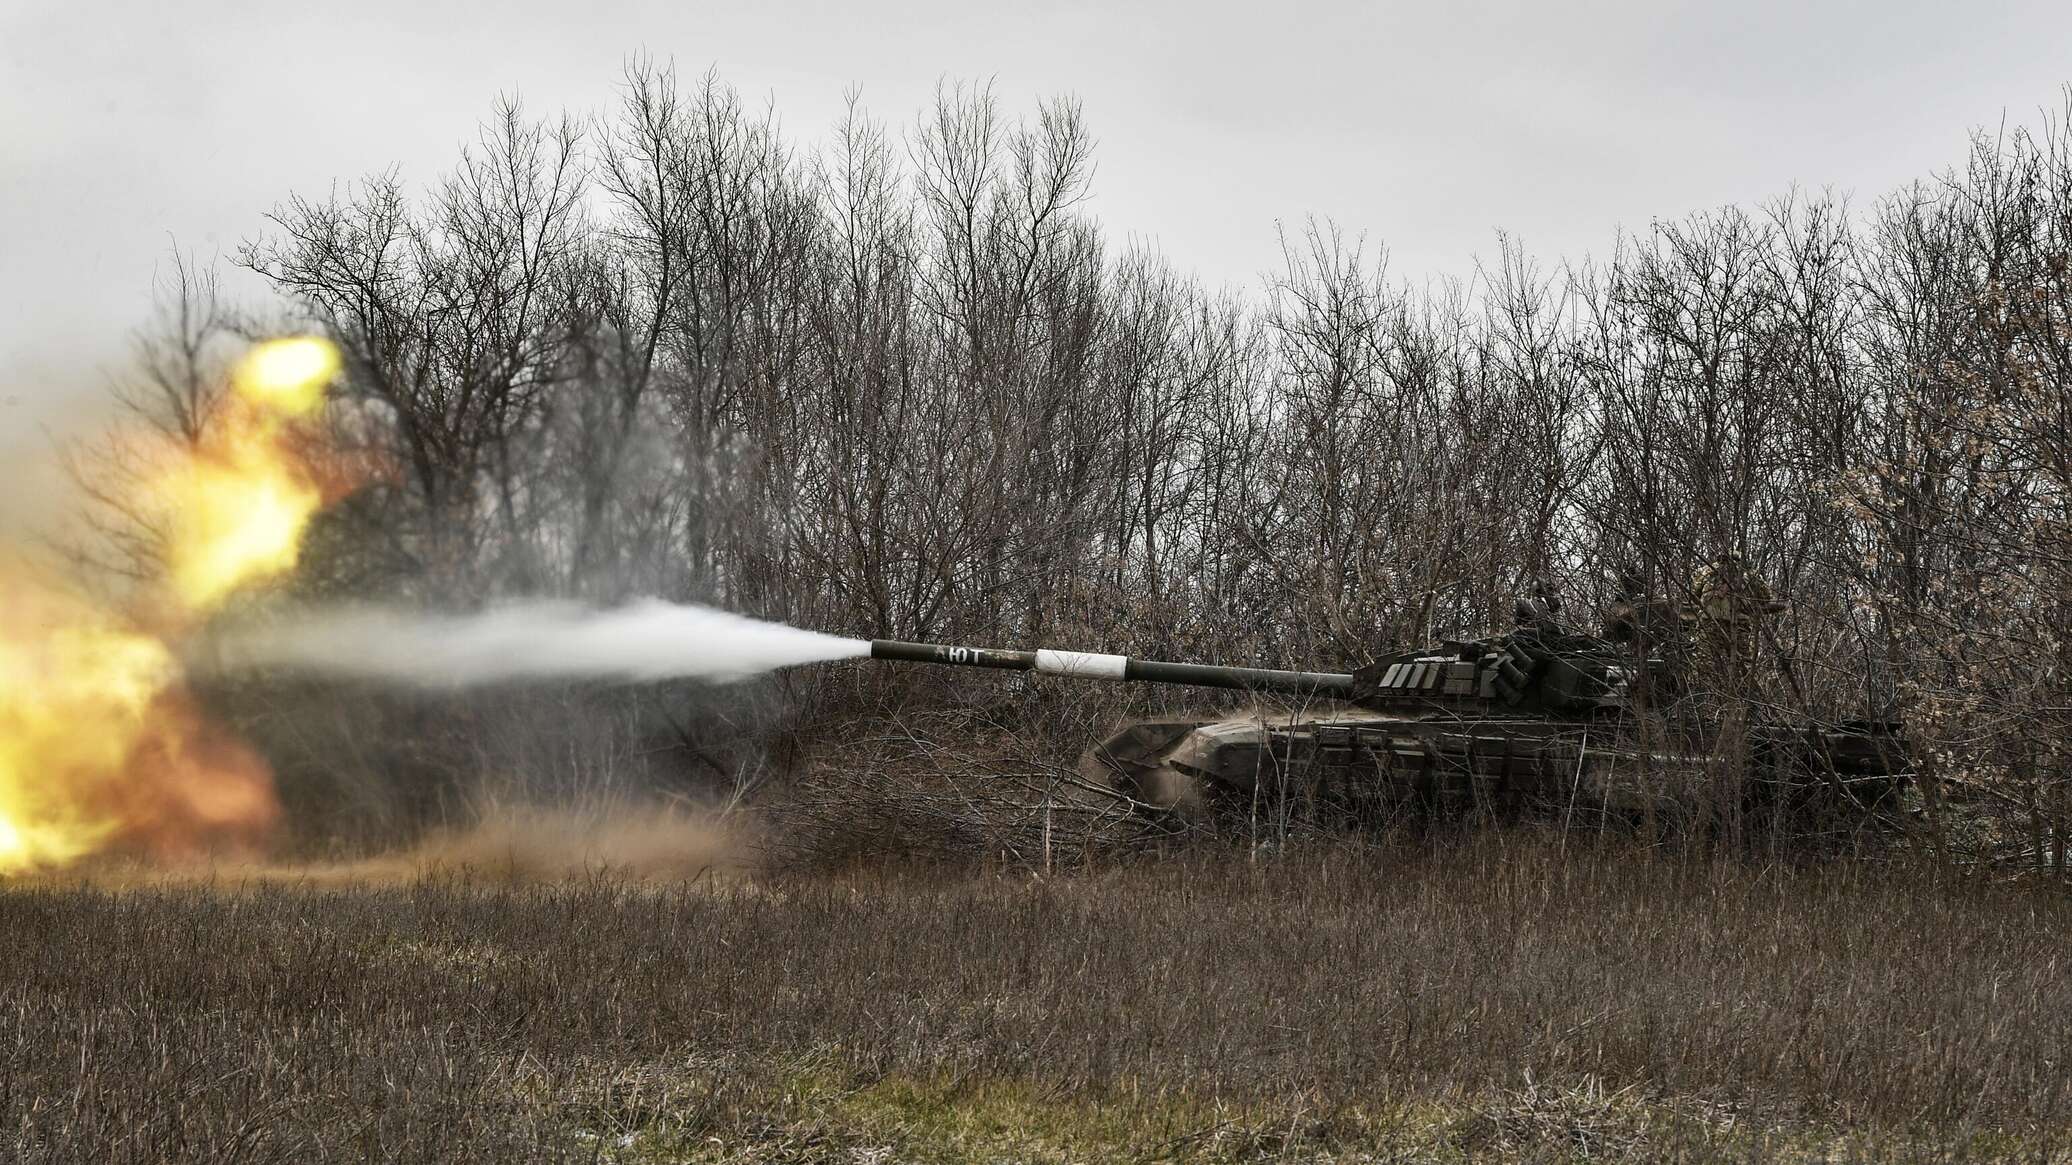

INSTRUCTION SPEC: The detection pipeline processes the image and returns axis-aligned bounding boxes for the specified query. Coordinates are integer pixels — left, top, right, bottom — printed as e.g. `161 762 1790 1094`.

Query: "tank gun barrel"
869 639 1356 698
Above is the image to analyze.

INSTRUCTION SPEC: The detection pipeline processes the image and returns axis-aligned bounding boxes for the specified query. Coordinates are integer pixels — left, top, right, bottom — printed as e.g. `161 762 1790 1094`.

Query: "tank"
868 591 1912 836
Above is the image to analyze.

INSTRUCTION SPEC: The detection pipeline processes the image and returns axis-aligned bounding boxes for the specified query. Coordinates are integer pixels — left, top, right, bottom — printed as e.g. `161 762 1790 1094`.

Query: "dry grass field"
4 833 2069 1163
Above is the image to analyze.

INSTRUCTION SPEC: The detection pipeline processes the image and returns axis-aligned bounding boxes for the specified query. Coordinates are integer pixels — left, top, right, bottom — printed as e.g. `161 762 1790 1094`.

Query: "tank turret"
876 615 1656 718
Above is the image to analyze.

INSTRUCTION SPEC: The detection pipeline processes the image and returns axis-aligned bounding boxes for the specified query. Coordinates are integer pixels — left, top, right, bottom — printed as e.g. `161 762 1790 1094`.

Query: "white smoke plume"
194 599 869 687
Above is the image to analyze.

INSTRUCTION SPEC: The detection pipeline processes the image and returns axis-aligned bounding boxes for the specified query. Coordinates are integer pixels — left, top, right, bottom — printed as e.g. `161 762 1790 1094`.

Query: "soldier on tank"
1602 570 1679 648
1687 553 1785 674
1512 576 1565 637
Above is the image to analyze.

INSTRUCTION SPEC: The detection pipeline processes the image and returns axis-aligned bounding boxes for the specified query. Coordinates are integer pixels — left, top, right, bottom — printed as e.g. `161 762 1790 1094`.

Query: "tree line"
106 65 2071 864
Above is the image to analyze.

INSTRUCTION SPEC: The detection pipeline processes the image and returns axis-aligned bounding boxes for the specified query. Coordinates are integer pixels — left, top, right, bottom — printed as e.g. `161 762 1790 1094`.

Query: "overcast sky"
4 0 2070 496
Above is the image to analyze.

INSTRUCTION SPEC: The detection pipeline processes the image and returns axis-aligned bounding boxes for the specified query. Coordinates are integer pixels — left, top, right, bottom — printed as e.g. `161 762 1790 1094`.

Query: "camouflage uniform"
1603 571 1676 648
1512 577 1565 637
1688 554 1783 675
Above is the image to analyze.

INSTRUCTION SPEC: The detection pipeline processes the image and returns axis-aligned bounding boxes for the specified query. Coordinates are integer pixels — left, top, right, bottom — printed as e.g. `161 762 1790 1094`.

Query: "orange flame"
160 337 339 608
0 337 343 875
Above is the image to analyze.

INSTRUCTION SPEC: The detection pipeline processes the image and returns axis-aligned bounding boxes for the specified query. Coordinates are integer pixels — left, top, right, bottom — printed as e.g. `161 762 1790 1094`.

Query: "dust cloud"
317 807 752 884
34 806 753 889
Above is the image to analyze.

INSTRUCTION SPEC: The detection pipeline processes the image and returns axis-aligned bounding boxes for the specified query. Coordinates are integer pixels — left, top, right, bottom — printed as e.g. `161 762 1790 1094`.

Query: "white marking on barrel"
1034 649 1129 680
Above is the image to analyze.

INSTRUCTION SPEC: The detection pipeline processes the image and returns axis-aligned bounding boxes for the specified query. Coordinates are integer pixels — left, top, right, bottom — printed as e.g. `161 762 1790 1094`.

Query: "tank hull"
1092 708 1909 833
